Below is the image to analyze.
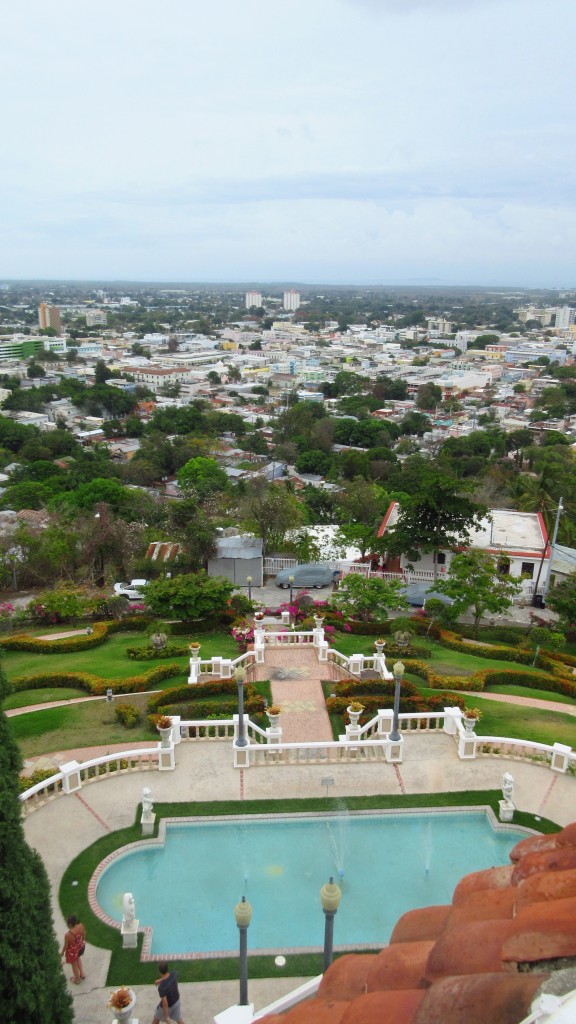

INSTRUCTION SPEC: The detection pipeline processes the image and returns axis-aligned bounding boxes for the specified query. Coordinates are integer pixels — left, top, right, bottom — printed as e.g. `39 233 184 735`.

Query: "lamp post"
235 667 247 747
234 895 253 1006
247 575 252 602
390 660 405 742
289 574 295 605
320 876 342 973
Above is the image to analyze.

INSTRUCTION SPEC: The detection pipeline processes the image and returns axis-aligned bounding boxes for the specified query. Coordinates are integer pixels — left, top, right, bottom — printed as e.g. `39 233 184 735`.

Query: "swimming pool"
94 809 526 957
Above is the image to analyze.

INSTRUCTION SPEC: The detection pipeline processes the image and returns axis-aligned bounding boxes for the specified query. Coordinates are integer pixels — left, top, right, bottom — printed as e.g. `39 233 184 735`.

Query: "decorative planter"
314 616 324 628
157 726 172 747
110 988 136 1022
463 717 478 735
347 706 363 727
374 641 385 654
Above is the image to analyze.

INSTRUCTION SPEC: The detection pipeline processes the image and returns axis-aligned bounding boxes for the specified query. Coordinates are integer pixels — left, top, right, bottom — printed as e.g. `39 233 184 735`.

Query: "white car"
113 579 148 600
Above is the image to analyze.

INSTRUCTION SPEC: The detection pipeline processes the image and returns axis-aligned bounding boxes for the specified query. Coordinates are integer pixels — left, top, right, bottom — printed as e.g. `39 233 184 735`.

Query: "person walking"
61 915 86 984
152 962 185 1024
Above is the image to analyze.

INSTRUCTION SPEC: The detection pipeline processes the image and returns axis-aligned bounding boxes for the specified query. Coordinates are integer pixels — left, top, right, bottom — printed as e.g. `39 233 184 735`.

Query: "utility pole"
540 497 563 606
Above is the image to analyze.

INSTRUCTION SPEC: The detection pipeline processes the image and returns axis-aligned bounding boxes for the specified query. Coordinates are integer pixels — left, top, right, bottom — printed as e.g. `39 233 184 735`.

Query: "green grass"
486 684 576 706
2 630 238 683
4 687 88 709
59 793 558 984
11 693 160 755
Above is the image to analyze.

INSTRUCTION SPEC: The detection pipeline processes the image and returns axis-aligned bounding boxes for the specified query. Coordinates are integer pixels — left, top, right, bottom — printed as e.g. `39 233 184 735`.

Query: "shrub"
126 642 190 660
11 663 182 696
114 703 141 728
0 616 149 654
19 767 58 793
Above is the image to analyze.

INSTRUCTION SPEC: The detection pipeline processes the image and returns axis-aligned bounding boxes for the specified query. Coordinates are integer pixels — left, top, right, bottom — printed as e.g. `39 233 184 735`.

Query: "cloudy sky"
1 0 575 286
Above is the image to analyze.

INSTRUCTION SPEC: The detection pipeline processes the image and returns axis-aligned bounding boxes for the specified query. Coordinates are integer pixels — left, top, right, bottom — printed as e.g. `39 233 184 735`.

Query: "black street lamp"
247 575 252 601
234 895 253 1006
390 660 405 742
289 574 295 604
235 666 247 747
320 876 342 973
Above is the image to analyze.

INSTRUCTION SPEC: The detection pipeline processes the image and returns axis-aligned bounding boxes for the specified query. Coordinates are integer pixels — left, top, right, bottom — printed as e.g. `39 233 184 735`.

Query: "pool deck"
24 734 576 1024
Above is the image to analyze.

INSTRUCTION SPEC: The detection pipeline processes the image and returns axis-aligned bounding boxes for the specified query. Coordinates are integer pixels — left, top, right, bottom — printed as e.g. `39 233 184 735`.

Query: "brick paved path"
256 646 334 742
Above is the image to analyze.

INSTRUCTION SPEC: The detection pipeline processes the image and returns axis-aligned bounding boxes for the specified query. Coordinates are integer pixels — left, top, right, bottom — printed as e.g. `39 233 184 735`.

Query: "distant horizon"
0 278 573 294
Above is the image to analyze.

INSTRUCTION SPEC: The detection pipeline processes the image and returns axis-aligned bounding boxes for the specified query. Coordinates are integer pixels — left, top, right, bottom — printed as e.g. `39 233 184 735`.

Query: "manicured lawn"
11 693 158 755
4 687 88 709
487 684 576 706
2 630 238 683
461 696 576 749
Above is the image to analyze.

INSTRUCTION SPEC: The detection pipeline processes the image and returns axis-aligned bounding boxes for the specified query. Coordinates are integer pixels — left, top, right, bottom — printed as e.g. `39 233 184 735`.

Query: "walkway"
258 646 333 742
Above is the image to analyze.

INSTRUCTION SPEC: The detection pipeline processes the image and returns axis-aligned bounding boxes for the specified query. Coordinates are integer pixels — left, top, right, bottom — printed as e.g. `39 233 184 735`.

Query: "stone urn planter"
347 704 364 727
374 639 386 655
267 705 282 728
189 643 201 657
314 616 325 628
463 716 479 735
109 987 136 1022
156 716 173 747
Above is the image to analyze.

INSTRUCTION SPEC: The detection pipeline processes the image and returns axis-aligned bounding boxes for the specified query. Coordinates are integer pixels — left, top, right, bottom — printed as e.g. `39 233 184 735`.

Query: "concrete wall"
207 556 263 586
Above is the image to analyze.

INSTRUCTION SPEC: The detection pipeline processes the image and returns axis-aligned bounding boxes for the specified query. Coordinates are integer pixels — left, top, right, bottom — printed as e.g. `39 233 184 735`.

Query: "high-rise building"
38 302 62 333
245 291 262 309
283 289 300 312
85 309 108 327
555 306 575 330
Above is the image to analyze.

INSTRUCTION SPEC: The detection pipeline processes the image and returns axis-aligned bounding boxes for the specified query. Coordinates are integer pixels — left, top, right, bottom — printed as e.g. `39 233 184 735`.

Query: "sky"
1 0 575 287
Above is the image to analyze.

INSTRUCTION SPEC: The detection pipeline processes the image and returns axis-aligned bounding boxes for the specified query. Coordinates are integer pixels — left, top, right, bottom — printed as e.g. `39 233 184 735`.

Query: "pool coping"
88 806 537 962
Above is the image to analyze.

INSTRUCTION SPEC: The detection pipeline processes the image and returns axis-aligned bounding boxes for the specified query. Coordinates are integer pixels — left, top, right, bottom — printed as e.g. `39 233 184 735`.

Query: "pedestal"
499 800 515 822
60 760 82 794
141 812 155 837
214 1003 254 1024
458 733 477 759
442 707 462 736
551 742 571 773
157 743 175 770
266 726 282 745
377 710 393 736
121 920 139 948
233 740 250 768
281 610 291 625
385 734 404 763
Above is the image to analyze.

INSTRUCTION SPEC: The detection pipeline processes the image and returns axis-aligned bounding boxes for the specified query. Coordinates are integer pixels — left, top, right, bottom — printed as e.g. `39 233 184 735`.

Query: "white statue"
122 892 136 927
142 787 153 817
502 772 515 805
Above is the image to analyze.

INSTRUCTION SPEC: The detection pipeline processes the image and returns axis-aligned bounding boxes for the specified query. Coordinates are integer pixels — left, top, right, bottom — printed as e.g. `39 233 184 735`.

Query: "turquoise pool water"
95 811 524 955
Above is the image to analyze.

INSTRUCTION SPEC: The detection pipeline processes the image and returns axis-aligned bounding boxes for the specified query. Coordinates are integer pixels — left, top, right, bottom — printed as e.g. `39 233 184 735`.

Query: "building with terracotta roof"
258 822 576 1024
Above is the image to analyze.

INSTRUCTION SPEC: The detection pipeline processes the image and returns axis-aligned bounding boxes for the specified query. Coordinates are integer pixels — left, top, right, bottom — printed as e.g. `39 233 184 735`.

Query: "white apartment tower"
555 306 575 330
283 289 300 312
245 291 262 309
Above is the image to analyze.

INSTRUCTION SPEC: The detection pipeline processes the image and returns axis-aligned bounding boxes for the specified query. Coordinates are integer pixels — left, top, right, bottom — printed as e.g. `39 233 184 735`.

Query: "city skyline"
1 0 575 287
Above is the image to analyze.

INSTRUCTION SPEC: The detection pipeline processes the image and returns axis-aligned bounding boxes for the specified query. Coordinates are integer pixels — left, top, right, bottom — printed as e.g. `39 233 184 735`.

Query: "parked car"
113 579 148 600
400 581 454 607
275 564 340 589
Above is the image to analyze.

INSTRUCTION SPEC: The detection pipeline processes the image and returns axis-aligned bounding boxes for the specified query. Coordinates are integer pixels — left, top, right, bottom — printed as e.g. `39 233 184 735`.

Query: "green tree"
94 359 112 384
431 551 522 634
526 625 565 667
145 570 233 621
416 383 442 411
177 457 229 499
241 479 304 555
0 666 74 1022
335 573 408 622
546 572 576 631
385 469 486 577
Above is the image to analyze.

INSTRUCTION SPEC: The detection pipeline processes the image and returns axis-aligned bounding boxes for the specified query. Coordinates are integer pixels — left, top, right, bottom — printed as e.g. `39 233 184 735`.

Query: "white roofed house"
377 501 550 604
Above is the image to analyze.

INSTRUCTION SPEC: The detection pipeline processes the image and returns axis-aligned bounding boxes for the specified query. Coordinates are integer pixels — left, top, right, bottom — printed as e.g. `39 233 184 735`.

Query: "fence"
20 747 160 816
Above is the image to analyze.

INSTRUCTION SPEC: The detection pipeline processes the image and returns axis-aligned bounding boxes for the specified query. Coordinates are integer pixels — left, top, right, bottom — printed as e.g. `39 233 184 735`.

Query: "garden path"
255 646 334 743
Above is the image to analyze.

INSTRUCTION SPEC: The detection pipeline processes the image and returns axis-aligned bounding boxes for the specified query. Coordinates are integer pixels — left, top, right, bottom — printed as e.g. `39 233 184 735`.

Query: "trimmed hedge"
127 643 190 660
437 628 534 665
0 616 149 654
148 679 266 719
10 663 182 696
473 667 576 699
